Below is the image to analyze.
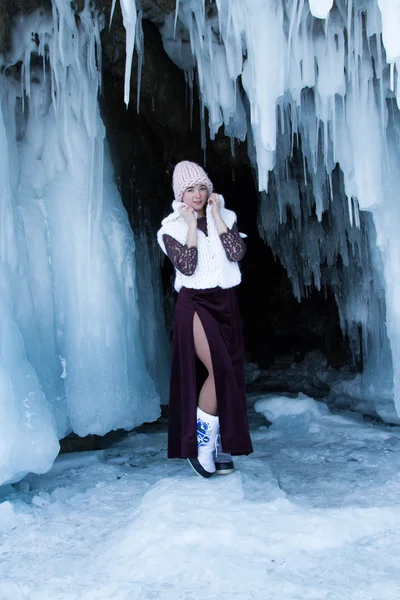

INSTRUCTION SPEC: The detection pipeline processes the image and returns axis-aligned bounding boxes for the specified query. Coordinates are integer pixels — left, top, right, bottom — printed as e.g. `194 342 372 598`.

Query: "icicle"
109 0 117 29
136 10 144 114
375 34 385 130
119 0 137 107
390 62 395 90
200 96 206 150
24 48 31 98
185 69 194 129
20 64 25 113
42 54 46 85
174 0 180 38
353 197 360 229
230 136 235 158
95 12 103 95
287 0 299 67
215 0 223 41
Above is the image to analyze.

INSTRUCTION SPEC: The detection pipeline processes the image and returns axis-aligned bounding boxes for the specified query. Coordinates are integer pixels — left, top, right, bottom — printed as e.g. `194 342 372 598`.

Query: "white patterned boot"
187 407 219 478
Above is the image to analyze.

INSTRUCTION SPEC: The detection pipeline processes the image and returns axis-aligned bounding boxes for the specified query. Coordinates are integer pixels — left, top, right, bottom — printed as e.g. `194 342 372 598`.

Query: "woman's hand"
179 204 197 226
208 193 221 218
208 193 228 234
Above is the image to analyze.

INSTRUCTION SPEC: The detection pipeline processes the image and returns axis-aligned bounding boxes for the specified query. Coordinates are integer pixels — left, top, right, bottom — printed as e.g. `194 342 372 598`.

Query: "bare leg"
193 312 217 416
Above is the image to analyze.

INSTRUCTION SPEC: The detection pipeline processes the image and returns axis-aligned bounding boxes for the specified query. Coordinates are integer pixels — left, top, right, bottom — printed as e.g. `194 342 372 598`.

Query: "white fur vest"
157 195 245 293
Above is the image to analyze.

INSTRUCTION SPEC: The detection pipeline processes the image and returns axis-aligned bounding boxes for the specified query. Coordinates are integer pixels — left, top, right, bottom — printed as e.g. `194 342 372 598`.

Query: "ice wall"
0 1 161 484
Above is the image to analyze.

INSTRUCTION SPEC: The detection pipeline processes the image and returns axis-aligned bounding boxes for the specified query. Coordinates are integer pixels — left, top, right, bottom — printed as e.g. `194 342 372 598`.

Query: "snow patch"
254 392 330 422
254 392 396 443
0 501 19 532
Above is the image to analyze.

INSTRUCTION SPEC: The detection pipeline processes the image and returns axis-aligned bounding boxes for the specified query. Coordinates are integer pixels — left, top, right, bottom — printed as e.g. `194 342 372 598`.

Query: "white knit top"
157 195 245 292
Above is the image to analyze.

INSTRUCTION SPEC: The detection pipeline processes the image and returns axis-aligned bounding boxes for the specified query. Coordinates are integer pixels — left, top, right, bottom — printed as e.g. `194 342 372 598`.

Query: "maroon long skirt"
168 285 253 458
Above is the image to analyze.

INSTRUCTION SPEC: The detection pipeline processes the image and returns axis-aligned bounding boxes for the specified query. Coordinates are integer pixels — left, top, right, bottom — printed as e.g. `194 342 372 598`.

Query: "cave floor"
1 393 400 600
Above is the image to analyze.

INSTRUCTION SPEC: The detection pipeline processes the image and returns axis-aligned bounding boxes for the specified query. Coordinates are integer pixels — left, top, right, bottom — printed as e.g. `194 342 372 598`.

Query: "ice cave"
1 0 400 485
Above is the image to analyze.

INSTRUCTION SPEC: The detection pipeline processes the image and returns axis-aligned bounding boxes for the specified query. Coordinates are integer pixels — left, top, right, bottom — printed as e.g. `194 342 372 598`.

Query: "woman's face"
182 184 208 216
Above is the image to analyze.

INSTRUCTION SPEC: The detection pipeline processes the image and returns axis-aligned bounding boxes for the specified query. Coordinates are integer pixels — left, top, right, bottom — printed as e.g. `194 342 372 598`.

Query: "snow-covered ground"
1 393 400 600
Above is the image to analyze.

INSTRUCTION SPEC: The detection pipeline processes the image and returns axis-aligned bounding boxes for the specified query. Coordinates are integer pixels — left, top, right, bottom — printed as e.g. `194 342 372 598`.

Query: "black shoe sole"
215 461 235 475
187 458 214 478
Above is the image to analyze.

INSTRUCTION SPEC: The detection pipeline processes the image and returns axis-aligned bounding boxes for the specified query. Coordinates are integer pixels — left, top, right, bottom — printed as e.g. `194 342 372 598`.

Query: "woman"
157 160 253 478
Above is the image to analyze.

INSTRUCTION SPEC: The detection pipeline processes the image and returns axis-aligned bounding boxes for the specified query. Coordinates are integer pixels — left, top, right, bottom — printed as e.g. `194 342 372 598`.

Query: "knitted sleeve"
163 234 198 275
220 222 247 261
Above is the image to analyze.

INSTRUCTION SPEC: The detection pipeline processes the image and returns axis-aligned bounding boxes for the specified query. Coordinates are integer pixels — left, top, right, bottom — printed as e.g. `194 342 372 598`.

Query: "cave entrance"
193 161 353 393
100 18 355 402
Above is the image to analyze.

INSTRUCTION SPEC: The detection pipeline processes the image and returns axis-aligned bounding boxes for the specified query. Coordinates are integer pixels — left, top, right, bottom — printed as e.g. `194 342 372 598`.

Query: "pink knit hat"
172 161 213 203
